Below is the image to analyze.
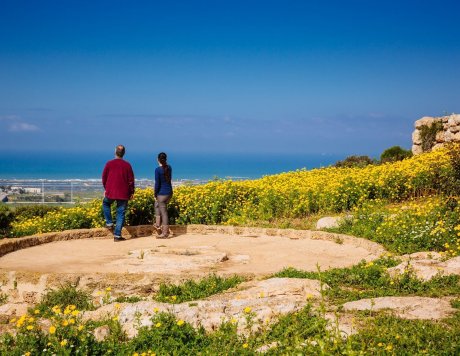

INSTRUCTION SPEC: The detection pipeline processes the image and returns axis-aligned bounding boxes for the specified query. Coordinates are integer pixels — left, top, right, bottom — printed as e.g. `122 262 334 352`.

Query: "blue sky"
1 0 459 157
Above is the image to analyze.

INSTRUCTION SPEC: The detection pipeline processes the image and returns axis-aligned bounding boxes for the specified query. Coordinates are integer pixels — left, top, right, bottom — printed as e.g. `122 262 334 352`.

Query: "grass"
34 283 94 316
155 274 245 303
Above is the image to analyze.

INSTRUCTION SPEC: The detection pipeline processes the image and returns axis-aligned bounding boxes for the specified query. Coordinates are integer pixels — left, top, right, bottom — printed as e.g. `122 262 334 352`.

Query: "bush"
380 145 412 163
14 205 60 220
419 120 444 152
334 155 375 168
0 204 14 237
35 283 94 317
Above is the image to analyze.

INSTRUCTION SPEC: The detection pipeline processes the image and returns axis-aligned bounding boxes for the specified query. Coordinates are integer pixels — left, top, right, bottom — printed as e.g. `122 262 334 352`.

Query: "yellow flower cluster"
171 147 452 224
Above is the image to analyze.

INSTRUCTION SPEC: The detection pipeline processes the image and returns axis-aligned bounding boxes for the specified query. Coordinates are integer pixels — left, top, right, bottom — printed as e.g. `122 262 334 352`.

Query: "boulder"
435 131 445 143
449 125 460 134
316 217 341 230
343 296 455 320
387 254 460 281
412 144 423 155
414 117 436 129
412 130 422 145
93 325 111 341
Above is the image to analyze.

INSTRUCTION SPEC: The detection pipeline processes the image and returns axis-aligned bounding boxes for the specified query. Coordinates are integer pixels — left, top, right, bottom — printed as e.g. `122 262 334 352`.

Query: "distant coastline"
0 151 342 181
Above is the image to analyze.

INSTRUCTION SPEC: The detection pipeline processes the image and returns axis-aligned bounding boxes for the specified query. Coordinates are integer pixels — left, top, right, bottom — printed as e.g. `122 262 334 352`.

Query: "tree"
380 146 412 163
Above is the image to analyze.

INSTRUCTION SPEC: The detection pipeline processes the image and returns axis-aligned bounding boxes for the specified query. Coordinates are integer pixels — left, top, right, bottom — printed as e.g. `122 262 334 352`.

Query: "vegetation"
1 144 460 353
155 274 245 304
334 155 375 168
1 280 459 355
330 196 460 255
380 145 412 163
274 257 460 304
419 120 444 152
35 283 94 317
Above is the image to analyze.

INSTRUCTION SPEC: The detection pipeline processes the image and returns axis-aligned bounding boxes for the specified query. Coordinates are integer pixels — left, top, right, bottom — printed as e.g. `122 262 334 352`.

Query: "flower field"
11 149 459 253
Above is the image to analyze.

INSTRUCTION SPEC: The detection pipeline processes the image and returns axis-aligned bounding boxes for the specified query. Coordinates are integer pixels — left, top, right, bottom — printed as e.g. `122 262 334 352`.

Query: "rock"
93 325 111 341
453 114 460 124
0 303 30 319
316 217 341 230
453 132 460 141
256 342 279 353
432 143 444 151
414 117 437 129
37 319 52 334
343 297 456 320
22 291 38 304
83 278 326 338
412 144 423 155
412 130 422 145
435 131 445 143
449 125 460 134
387 253 460 281
324 312 358 337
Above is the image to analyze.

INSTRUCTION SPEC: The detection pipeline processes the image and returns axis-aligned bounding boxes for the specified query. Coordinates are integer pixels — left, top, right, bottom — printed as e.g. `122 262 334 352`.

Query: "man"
102 145 135 242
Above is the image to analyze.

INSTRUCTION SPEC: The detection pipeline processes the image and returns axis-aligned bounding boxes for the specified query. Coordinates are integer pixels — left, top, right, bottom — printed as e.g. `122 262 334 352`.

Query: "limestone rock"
0 303 30 320
83 278 325 338
412 144 423 155
414 117 436 129
343 297 455 320
316 217 341 230
93 325 111 341
435 131 445 143
412 130 422 145
449 125 460 134
387 254 460 281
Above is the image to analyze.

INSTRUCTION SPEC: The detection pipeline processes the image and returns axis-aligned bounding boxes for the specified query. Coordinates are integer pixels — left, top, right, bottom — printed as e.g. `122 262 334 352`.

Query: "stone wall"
412 114 460 154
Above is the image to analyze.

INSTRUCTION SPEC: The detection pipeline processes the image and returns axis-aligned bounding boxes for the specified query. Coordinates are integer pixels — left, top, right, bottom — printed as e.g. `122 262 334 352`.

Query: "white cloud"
0 115 20 121
8 122 40 132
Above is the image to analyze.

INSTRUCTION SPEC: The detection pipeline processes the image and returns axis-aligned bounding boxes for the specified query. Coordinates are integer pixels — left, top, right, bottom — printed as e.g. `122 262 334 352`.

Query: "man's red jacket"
102 158 135 200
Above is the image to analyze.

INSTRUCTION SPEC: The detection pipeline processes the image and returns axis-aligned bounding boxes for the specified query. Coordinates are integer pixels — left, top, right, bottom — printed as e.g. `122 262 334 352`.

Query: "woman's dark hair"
158 152 171 183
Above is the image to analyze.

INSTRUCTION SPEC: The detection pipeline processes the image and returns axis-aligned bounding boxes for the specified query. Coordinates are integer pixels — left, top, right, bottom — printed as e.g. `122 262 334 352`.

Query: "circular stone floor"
0 232 382 277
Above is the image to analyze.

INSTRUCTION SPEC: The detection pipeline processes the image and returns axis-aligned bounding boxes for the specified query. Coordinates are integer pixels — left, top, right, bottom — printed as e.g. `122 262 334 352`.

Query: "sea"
0 151 342 181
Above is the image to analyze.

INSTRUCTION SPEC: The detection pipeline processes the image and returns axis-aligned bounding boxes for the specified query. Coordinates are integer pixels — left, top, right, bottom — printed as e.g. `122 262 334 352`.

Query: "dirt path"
0 232 381 276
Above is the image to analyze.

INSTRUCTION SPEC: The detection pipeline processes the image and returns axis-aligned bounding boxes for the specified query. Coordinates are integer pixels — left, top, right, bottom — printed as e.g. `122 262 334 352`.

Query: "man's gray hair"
115 145 125 158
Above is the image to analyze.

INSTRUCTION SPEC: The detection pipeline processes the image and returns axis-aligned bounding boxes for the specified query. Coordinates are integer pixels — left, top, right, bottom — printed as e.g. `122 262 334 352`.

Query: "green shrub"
350 314 460 355
35 283 94 317
334 155 375 168
380 145 412 163
419 120 443 152
0 204 14 237
14 205 60 220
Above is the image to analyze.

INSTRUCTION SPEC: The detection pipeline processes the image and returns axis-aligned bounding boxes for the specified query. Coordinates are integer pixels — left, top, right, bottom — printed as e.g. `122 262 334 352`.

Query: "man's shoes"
114 236 126 242
106 224 114 233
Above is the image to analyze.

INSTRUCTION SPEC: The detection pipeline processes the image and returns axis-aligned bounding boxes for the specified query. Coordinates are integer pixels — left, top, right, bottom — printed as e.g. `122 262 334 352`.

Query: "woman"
153 152 173 238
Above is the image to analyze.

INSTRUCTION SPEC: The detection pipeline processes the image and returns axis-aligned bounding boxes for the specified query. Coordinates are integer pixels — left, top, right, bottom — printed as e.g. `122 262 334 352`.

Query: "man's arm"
102 163 109 189
128 165 135 199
